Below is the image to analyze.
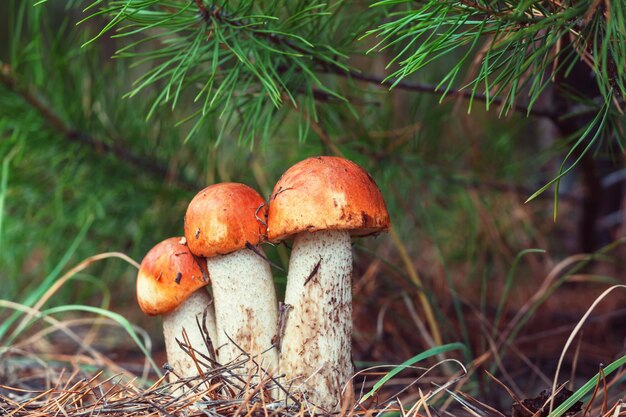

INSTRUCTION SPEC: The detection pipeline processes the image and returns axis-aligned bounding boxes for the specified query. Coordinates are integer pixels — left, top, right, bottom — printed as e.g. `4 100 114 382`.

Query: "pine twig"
329 69 558 120
0 62 201 191
189 1 556 120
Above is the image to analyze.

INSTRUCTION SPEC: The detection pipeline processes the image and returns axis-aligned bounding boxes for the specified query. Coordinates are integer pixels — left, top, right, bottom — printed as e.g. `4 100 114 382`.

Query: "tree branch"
0 62 201 191
326 69 558 120
192 1 556 120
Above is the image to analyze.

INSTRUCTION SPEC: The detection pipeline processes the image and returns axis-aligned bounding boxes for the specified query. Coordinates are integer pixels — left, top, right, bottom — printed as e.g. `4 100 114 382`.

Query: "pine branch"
192 1 343 70
367 0 626 114
325 68 558 119
81 0 356 144
0 62 201 191
189 1 557 119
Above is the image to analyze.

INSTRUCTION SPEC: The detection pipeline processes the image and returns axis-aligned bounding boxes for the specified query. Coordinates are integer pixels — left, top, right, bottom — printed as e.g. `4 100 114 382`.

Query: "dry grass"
0 346 439 417
1 345 624 417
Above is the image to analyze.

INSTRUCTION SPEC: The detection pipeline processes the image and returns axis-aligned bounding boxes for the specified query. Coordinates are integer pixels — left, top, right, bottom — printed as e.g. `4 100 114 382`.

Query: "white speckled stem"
162 290 217 380
279 230 353 412
207 248 279 373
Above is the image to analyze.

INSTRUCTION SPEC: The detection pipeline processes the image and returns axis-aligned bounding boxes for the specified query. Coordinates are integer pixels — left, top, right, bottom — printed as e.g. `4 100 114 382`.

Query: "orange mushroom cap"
136 237 209 316
184 183 267 258
267 156 390 242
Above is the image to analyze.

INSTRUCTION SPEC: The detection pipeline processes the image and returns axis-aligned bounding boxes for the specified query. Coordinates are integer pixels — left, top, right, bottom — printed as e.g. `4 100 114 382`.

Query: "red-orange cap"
136 237 209 316
184 183 267 258
267 156 390 242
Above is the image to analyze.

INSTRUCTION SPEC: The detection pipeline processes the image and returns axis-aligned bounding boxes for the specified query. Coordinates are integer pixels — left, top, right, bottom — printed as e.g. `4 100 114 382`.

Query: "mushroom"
136 237 217 380
267 156 390 411
184 182 279 373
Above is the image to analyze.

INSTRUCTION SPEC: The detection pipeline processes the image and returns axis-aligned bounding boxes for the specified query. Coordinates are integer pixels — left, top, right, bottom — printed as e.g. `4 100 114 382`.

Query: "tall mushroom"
267 156 390 411
184 182 279 373
137 237 217 380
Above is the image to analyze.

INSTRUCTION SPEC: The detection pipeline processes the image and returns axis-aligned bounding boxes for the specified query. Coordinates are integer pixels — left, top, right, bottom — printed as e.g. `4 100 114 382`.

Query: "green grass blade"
20 304 161 376
0 139 20 256
549 354 626 417
0 215 93 340
493 248 546 333
359 342 468 404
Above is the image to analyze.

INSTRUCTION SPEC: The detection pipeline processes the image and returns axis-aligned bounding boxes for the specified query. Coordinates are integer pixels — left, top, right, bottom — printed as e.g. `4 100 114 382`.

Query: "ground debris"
0 351 302 417
512 388 582 417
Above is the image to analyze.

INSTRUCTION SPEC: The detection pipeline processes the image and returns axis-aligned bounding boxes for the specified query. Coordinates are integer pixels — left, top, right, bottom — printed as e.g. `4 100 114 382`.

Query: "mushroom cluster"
135 156 389 412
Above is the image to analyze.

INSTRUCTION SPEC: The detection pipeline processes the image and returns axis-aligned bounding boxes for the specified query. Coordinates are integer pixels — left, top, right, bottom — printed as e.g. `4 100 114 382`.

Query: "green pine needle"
79 0 354 144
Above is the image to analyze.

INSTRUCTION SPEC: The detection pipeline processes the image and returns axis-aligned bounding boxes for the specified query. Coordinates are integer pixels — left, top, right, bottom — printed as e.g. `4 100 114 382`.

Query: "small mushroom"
184 182 279 373
136 237 217 379
267 156 390 411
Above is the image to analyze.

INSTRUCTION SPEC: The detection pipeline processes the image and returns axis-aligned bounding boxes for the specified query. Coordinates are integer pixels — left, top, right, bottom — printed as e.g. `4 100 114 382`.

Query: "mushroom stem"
162 290 217 380
207 247 279 373
279 229 353 411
